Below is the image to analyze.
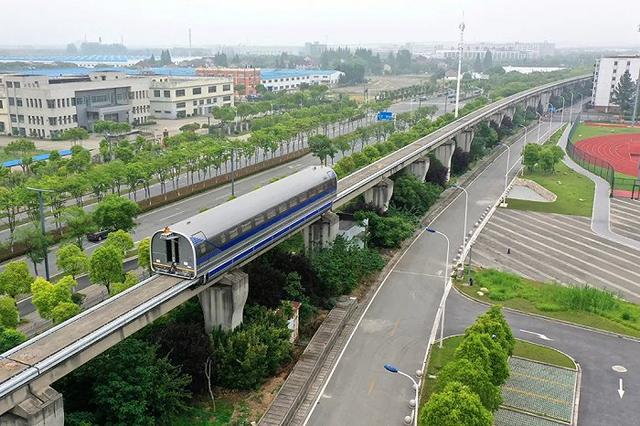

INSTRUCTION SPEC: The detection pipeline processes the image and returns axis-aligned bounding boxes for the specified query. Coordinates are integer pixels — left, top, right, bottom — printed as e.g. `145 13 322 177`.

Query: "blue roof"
260 68 339 80
2 149 72 168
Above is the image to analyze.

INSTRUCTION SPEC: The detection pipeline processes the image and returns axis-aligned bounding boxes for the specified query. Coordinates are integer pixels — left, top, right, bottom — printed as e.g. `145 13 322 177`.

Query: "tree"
137 237 152 274
109 272 139 296
0 186 25 249
214 52 228 67
356 211 415 249
455 332 509 386
420 381 493 426
89 245 124 291
539 145 564 172
235 83 246 95
56 338 191 425
612 70 637 115
482 50 493 72
435 358 502 411
522 143 541 172
31 276 78 323
15 224 50 276
0 326 26 353
104 229 134 256
62 207 96 249
56 243 89 278
469 306 515 356
391 175 442 216
51 302 81 324
60 128 90 145
212 106 237 134
309 135 336 165
93 195 140 232
5 138 36 157
0 296 19 328
0 261 34 297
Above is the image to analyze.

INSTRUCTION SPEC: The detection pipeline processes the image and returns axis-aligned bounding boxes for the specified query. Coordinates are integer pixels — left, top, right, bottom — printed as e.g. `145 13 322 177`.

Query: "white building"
592 55 640 112
260 69 343 92
149 76 234 119
0 71 150 138
0 77 9 136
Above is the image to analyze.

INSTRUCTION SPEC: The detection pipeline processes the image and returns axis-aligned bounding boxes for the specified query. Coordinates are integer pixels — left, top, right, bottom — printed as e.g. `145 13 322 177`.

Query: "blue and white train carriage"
151 166 337 282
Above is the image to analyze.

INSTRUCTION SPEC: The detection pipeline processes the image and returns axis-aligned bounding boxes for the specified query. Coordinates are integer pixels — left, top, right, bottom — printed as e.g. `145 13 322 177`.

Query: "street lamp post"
547 103 554 135
384 364 421 426
633 24 640 125
498 143 511 195
426 228 450 349
568 92 575 123
26 187 54 280
453 185 468 247
230 148 236 197
559 96 566 124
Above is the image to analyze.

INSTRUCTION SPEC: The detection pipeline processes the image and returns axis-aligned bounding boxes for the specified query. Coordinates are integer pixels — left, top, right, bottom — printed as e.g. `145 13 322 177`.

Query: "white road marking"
618 378 625 398
519 329 553 341
157 211 185 223
612 365 628 373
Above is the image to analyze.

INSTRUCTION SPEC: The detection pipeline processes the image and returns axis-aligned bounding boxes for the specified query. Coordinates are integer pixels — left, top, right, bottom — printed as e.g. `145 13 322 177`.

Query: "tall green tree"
0 261 34 297
308 134 336 165
420 381 493 426
482 50 493 71
612 70 637 115
0 326 26 353
89 245 124 292
435 358 502 411
92 195 140 232
104 229 134 256
137 237 152 275
31 276 79 323
56 243 90 278
62 207 97 249
0 296 19 328
15 224 50 277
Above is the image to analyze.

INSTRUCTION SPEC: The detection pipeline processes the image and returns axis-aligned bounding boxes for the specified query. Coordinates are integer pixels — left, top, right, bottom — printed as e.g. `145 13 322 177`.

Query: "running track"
576 133 640 177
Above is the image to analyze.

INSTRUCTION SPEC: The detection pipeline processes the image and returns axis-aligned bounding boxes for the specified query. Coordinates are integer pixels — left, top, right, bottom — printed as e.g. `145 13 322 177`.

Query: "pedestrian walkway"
557 123 640 251
472 209 640 303
610 198 640 242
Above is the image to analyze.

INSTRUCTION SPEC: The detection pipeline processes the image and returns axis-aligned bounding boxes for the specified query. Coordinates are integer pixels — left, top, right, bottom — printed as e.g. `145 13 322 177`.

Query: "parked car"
86 229 112 242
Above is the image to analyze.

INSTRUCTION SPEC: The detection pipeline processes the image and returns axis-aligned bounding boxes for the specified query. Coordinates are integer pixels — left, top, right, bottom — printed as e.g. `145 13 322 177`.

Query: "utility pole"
26 187 54 280
454 19 465 118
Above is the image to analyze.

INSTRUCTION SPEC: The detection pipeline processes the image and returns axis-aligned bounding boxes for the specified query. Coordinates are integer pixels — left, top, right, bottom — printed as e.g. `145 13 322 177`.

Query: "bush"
0 296 19 328
391 175 442 216
355 211 416 249
0 326 26 352
455 332 509 386
420 381 493 426
435 358 502 411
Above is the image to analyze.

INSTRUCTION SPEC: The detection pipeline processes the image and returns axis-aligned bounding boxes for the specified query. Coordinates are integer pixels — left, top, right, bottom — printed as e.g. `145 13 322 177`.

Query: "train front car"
151 166 337 281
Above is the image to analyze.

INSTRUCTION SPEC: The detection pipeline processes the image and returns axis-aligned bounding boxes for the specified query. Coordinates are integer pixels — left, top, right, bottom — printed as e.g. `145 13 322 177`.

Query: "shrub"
355 211 416 249
0 326 27 353
420 381 493 426
435 358 502 411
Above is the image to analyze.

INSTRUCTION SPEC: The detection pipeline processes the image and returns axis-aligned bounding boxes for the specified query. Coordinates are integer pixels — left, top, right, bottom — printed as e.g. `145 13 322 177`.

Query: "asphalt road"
305 116 566 425
445 289 640 426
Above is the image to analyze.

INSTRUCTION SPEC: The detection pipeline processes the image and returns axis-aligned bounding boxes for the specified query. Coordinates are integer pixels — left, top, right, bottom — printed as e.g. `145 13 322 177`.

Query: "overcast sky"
2 0 639 48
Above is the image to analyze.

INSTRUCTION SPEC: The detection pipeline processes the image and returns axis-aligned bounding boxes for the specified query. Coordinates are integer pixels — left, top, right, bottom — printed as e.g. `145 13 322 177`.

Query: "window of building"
163 90 170 98
223 95 231 102
91 95 108 103
175 89 185 97
193 100 197 106
10 114 17 123
0 100 3 109
13 82 20 88
176 102 186 108
154 90 161 97
6 81 12 88
8 98 15 106
47 99 55 108
71 98 76 106
208 85 217 93
192 87 202 95
17 115 24 123
223 84 231 91
16 98 23 107
38 99 42 108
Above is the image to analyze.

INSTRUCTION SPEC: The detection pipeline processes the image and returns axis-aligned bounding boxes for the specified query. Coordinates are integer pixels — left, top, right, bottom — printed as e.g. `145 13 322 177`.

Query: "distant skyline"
0 0 639 49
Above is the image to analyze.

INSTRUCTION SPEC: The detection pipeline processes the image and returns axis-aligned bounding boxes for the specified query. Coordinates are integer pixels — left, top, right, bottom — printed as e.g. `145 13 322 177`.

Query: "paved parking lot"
471 209 640 302
611 198 640 242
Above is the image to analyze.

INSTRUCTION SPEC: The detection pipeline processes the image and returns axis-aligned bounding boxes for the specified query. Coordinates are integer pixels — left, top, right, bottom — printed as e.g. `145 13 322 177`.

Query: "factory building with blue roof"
259 68 343 92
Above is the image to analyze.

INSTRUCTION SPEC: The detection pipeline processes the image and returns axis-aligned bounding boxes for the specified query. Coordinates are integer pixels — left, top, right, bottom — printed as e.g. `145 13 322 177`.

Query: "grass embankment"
507 161 594 216
423 336 575 400
458 268 640 338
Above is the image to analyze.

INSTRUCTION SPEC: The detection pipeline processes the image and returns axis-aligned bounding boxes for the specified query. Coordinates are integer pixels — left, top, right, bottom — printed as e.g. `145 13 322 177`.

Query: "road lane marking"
519 329 553 341
392 270 444 279
368 379 376 395
389 320 400 337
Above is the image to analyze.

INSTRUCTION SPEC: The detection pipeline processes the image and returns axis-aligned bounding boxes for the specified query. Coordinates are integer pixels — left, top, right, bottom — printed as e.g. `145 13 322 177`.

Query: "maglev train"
150 166 337 282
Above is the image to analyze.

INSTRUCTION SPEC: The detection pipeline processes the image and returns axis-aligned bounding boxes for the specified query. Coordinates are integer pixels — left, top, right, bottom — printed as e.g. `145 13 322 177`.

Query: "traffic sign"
377 111 394 121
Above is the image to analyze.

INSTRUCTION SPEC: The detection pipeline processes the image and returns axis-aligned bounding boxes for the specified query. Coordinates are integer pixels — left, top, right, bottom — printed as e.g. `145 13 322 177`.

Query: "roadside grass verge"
458 268 640 338
422 336 575 400
507 161 594 216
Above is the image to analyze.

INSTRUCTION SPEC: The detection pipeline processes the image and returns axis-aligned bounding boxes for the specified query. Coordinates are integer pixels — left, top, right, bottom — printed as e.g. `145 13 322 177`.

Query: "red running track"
575 134 640 177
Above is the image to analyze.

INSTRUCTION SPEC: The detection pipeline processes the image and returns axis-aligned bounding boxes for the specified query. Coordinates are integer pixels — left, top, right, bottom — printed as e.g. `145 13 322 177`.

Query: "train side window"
240 221 253 234
253 214 264 227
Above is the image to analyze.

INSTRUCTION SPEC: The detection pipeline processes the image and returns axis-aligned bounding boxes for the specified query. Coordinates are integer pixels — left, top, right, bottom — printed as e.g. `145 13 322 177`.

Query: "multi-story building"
0 76 9 135
260 69 343 92
591 55 640 112
195 67 260 96
148 76 234 119
0 71 150 138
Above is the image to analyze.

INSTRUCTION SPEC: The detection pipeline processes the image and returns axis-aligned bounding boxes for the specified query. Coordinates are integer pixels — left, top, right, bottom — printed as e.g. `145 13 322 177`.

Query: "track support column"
0 387 64 426
303 211 339 251
199 270 249 333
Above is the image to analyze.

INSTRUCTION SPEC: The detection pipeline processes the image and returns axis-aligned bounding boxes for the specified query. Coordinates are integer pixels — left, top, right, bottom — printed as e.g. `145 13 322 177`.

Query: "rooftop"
260 68 340 80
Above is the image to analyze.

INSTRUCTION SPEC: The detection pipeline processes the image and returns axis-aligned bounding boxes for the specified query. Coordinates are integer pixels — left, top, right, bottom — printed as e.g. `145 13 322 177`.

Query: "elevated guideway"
0 74 590 421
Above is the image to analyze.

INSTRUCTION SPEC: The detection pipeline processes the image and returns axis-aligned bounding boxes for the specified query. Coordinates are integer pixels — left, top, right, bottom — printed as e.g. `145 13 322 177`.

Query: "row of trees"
420 307 515 425
523 142 565 173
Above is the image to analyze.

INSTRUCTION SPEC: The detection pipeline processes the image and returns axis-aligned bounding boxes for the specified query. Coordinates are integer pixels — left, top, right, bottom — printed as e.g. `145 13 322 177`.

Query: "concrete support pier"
199 270 249 333
457 130 474 153
363 177 394 212
0 387 64 426
434 141 456 182
406 157 430 181
303 211 339 250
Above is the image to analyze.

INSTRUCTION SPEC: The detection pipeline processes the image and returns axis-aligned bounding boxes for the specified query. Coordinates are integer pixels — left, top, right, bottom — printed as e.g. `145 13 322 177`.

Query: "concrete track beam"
199 270 249 333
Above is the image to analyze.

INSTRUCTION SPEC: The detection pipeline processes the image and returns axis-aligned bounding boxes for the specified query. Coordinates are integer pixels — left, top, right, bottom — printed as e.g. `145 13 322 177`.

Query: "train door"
164 237 180 264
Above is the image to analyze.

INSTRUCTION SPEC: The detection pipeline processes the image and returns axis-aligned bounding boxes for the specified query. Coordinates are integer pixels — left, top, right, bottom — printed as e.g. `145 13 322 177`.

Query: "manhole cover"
612 365 627 373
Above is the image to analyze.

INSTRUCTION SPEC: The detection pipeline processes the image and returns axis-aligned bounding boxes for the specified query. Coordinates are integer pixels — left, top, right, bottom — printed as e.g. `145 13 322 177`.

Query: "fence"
566 114 640 199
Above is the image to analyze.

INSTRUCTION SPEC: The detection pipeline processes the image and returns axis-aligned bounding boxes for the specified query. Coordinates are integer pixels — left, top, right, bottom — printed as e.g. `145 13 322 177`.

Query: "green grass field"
457 268 640 338
570 123 640 143
507 161 595 217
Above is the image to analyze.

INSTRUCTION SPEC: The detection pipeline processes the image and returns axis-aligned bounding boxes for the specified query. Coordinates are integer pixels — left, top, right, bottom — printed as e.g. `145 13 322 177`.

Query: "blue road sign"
377 111 394 121
548 104 557 113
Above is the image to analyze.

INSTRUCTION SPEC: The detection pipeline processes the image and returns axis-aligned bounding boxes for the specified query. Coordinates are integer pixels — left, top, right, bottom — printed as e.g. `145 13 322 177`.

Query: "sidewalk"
558 122 640 251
